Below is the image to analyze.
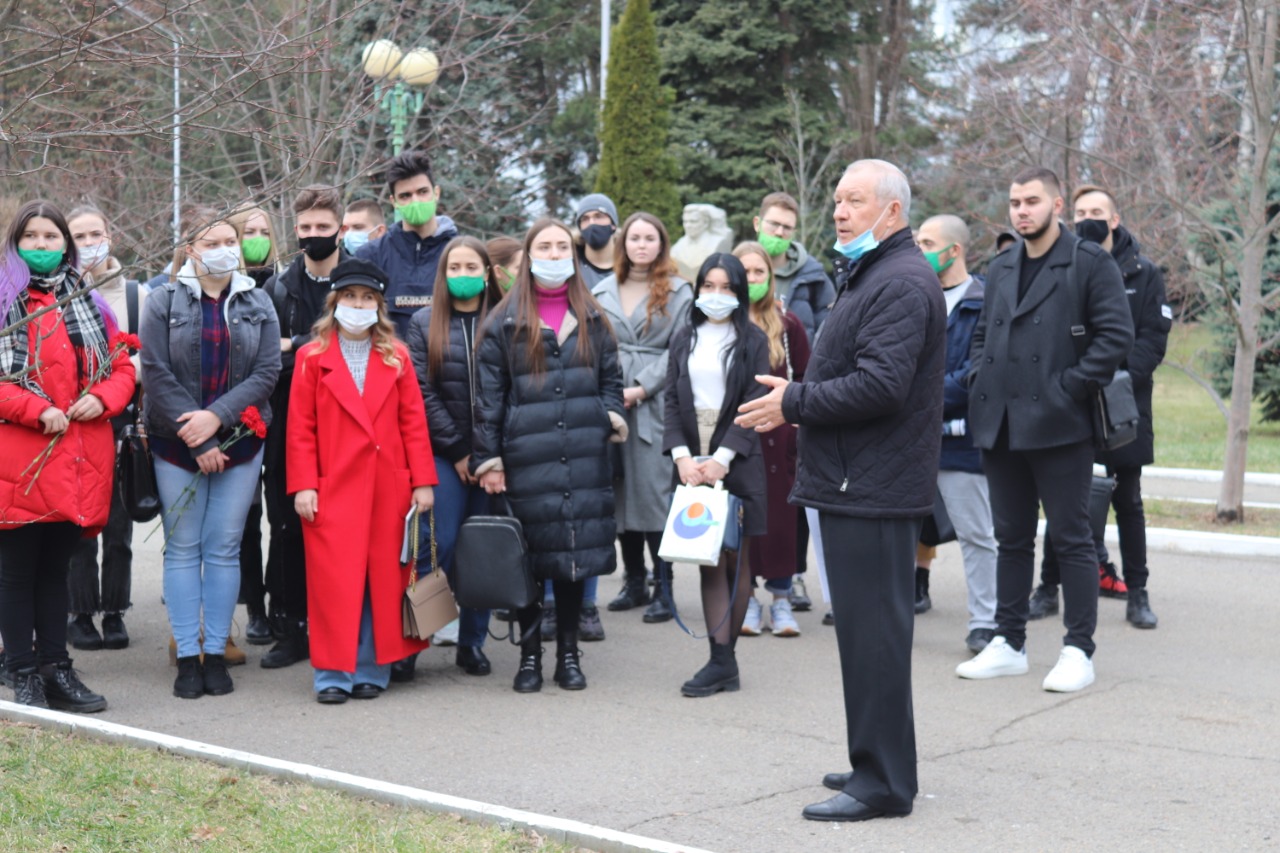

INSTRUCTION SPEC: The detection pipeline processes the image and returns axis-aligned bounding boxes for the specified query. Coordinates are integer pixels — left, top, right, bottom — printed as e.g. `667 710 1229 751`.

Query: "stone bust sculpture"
671 203 734 281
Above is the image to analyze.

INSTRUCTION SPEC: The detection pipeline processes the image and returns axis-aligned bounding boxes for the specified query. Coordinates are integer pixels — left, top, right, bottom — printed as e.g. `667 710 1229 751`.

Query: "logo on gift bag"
673 502 720 539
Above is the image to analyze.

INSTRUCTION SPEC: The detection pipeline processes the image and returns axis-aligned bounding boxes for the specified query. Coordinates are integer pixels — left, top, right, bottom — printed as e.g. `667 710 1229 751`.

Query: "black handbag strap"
664 502 746 640
1065 234 1090 362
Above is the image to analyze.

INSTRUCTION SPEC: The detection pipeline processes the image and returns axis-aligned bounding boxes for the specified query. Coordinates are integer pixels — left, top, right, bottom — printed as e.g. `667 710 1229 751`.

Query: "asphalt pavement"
27 517 1279 853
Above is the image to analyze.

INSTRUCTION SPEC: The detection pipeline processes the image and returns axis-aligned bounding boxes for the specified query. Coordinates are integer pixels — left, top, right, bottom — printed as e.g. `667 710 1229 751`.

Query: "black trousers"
1042 465 1148 590
819 512 919 815
67 483 133 614
240 500 266 615
983 438 1099 656
618 530 664 578
0 522 79 671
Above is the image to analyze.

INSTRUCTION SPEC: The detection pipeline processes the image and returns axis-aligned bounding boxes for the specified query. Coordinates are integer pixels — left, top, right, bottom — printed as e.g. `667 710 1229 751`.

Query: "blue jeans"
764 576 793 596
418 457 491 648
313 588 388 692
155 449 263 658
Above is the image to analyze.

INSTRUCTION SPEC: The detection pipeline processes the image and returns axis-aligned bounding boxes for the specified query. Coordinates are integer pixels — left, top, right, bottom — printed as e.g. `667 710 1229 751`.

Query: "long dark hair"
613 211 676 332
427 236 504 381
690 253 751 371
0 200 82 317
497 217 612 377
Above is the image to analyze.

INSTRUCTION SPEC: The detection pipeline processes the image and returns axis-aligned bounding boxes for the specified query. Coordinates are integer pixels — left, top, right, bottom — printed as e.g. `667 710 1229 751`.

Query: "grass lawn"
1153 324 1280 472
0 721 584 853
1142 498 1280 538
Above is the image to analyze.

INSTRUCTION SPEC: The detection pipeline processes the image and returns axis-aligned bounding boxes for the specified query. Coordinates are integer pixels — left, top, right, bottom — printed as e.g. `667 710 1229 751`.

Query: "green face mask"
19 248 64 275
923 243 955 275
447 275 486 300
497 267 515 291
757 231 791 257
748 281 770 303
241 236 271 265
397 199 437 227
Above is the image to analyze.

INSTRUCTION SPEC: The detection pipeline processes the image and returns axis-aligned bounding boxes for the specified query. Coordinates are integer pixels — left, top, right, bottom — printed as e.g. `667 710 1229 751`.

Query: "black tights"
518 579 585 642
699 540 752 646
0 522 79 671
619 530 664 578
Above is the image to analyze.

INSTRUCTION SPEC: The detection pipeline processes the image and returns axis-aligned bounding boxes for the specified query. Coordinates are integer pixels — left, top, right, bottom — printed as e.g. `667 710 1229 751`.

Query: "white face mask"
198 245 241 277
695 292 739 321
334 304 379 333
529 256 575 288
79 241 110 271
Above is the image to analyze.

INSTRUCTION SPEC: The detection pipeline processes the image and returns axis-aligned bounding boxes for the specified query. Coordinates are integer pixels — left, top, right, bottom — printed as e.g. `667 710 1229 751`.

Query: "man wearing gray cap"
576 193 619 288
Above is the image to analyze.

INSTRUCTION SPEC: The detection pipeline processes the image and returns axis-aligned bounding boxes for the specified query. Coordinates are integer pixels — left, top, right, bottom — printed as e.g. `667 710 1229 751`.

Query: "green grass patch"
1143 498 1280 538
1152 324 1280 472
0 721 585 853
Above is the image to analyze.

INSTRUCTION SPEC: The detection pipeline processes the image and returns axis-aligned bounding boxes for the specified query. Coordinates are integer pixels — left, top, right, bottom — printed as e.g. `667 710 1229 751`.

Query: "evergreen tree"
595 0 682 233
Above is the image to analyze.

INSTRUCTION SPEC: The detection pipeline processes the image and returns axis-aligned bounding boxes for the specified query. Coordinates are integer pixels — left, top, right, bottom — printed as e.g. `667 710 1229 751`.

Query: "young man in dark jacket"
739 160 946 823
356 150 459 339
1029 186 1170 629
753 191 836 345
260 185 350 669
958 167 1133 694
914 214 999 654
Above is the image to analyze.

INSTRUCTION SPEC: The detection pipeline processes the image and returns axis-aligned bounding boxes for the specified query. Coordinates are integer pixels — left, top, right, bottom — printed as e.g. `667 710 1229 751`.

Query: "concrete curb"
0 703 715 853
1038 520 1280 558
1144 466 1280 486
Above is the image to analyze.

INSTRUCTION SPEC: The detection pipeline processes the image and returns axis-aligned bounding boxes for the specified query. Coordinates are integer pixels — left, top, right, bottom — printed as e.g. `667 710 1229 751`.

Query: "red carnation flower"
112 331 143 352
240 406 267 439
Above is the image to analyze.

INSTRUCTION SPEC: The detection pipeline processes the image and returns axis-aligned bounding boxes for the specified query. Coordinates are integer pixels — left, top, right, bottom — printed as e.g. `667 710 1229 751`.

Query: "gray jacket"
140 262 281 457
968 231 1133 452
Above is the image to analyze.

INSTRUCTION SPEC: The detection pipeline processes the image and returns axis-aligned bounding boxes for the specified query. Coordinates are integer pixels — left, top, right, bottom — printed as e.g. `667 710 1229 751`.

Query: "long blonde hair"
733 241 785 369
307 289 402 370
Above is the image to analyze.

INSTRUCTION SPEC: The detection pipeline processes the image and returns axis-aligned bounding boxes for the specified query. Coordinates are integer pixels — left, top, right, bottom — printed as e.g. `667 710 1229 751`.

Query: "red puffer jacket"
0 287 137 533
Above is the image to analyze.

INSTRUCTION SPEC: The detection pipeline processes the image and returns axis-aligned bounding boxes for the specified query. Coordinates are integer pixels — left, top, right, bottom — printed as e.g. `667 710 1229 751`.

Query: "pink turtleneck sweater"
535 283 570 334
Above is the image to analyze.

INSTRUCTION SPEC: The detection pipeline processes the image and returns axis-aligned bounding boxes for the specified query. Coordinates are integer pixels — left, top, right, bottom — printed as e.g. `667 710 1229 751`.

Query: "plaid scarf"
0 265 112 403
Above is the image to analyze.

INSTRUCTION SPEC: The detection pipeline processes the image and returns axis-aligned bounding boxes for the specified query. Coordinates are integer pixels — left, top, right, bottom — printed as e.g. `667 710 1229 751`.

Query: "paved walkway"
38 521 1280 852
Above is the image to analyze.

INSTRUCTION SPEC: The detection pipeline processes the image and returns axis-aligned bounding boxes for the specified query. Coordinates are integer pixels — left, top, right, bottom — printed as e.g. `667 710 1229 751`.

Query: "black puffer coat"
1097 227 1171 468
781 228 947 518
406 306 481 464
471 302 625 582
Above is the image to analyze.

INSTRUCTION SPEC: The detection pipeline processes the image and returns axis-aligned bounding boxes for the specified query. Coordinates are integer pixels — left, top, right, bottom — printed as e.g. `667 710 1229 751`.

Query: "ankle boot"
261 620 309 669
681 639 740 697
553 632 586 690
607 569 651 611
12 666 49 708
245 606 273 645
643 562 674 623
914 567 932 614
513 634 543 694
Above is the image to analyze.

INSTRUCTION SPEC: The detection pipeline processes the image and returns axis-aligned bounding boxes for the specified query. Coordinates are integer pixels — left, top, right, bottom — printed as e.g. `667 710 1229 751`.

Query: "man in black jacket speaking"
957 167 1132 693
738 159 946 822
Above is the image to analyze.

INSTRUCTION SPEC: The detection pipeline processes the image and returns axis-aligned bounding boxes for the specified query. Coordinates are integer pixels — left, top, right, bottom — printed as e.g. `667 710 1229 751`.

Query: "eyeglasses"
761 218 796 236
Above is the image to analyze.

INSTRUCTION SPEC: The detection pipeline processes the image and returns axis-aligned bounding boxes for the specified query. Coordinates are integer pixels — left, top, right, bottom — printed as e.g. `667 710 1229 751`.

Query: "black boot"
260 620 309 669
42 661 108 713
67 614 103 651
1028 584 1059 620
681 639 740 697
100 612 129 650
607 570 651 611
174 655 203 699
553 633 587 690
914 567 932 614
201 653 234 696
578 605 606 642
390 652 419 683
513 635 543 694
245 606 273 645
1126 588 1158 629
12 667 49 708
643 562 674 623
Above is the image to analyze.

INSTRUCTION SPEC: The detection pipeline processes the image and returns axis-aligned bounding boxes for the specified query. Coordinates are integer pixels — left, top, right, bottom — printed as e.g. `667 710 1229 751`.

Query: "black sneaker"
67 614 104 651
789 575 813 612
12 668 48 708
100 613 129 650
1027 584 1059 620
174 656 203 699
42 661 108 713
578 605 605 642
202 654 234 696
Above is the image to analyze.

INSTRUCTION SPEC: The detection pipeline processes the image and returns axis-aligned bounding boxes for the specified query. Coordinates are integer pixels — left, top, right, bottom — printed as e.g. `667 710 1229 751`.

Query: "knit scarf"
0 265 112 402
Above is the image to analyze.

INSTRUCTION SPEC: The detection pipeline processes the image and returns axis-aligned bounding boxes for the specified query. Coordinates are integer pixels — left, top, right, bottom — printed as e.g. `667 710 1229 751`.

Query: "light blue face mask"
695 292 739 321
342 230 370 254
530 256 575 288
833 205 891 262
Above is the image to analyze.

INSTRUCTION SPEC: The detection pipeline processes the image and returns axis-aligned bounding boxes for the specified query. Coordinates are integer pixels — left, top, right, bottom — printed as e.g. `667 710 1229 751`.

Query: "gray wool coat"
592 273 693 532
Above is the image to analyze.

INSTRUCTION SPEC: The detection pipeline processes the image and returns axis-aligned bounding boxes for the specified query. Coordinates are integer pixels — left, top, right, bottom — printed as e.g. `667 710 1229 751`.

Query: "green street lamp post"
362 39 440 154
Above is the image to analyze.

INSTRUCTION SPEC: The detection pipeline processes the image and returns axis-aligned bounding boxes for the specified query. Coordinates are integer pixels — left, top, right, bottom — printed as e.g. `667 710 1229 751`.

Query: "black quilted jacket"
781 227 946 518
406 306 480 464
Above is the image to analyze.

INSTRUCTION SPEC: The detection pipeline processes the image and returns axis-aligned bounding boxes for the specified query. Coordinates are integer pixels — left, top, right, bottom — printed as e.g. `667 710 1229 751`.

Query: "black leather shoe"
513 647 543 693
802 792 893 822
644 565 674 623
553 645 587 690
316 687 349 704
260 625 309 669
352 683 383 700
67 614 103 651
100 613 129 650
12 668 49 708
201 654 234 696
245 613 273 645
42 661 108 713
456 646 491 676
913 567 932 615
965 628 996 654
174 656 203 699
390 653 419 683
642 592 672 623
607 575 650 611
1028 584 1059 620
1126 588 1158 629
822 770 853 792
681 640 739 697
578 605 605 642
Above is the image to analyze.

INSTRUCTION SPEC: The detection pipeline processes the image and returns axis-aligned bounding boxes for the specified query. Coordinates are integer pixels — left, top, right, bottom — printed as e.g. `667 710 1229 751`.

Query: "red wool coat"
0 288 136 533
286 338 438 671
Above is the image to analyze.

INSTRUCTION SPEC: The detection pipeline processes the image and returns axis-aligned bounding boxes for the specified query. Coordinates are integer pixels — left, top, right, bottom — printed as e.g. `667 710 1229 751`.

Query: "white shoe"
955 636 1028 679
432 618 460 646
769 598 801 637
740 596 762 636
1042 646 1095 692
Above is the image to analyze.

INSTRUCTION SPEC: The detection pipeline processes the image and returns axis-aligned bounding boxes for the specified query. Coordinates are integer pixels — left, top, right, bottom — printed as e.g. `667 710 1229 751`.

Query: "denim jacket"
139 261 281 457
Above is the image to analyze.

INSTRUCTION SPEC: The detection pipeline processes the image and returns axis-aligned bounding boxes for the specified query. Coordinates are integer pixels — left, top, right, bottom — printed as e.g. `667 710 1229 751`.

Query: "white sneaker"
955 636 1028 679
740 596 762 636
770 598 801 637
1042 646 1095 692
432 618 460 646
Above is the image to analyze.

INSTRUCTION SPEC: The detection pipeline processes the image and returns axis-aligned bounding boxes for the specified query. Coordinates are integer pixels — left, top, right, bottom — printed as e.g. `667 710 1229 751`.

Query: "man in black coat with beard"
738 159 946 822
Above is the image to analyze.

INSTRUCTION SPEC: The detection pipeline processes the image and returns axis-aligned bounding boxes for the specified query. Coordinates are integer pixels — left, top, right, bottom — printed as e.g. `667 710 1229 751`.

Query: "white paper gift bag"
658 482 741 566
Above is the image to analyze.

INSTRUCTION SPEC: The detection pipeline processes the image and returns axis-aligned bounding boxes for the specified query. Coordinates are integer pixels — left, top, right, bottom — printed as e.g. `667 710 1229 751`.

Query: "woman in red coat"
0 201 136 712
287 259 437 704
